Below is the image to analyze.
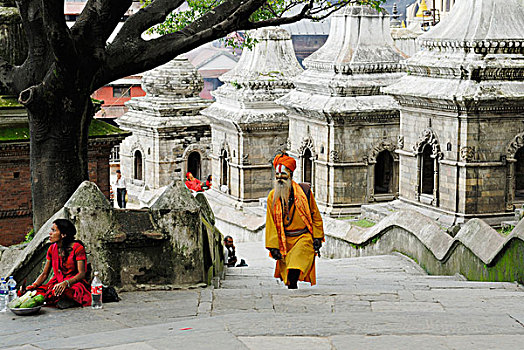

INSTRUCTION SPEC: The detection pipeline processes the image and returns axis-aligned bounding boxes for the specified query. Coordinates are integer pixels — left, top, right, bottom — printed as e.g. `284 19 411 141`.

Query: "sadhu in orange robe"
265 181 324 286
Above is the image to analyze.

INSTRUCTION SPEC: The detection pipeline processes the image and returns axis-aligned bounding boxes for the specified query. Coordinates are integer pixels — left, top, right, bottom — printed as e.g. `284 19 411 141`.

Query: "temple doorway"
134 150 143 181
220 149 229 186
515 148 524 200
421 144 434 195
374 150 393 194
303 148 313 184
187 151 201 180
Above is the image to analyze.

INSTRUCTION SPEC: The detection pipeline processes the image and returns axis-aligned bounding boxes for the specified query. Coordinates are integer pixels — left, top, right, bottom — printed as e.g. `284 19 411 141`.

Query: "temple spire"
416 0 428 18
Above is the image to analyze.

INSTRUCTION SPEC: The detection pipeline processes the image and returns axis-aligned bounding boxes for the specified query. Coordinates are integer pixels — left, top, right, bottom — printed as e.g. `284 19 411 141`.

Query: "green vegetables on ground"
8 290 45 309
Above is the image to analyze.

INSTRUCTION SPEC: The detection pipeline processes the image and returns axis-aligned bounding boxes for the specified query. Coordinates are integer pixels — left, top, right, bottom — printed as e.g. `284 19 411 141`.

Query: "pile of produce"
8 290 45 309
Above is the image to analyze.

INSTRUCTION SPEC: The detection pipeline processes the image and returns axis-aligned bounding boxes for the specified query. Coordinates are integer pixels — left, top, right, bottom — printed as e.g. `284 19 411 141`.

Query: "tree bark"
24 87 93 230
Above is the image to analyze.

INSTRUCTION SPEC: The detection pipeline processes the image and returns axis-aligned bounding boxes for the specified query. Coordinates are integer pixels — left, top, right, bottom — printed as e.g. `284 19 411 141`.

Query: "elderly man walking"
265 153 324 289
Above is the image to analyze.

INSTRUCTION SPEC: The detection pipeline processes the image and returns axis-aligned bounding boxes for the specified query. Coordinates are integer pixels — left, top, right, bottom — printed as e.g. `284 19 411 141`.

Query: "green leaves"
142 0 386 46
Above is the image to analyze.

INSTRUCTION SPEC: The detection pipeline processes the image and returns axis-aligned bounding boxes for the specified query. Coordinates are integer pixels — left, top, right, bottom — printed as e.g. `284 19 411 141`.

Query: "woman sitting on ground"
27 219 91 309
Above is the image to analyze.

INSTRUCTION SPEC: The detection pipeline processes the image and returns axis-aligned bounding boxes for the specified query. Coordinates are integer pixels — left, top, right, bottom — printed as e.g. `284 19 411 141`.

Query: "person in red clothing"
27 219 91 309
185 172 203 192
202 175 213 190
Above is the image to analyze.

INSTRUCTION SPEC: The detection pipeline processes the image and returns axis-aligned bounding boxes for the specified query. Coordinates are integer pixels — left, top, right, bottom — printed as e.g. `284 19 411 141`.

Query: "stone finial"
64 181 112 210
304 4 404 75
151 181 200 212
141 57 204 98
390 3 401 28
218 27 302 88
384 0 524 110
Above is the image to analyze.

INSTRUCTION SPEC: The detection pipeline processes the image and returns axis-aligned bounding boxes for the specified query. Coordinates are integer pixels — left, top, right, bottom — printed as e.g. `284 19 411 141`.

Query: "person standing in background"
114 170 127 208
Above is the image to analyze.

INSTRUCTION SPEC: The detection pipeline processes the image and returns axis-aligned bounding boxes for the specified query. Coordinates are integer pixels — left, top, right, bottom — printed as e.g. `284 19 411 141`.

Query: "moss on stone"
352 219 376 228
0 126 29 141
0 119 126 141
0 7 20 24
0 95 21 108
89 119 128 137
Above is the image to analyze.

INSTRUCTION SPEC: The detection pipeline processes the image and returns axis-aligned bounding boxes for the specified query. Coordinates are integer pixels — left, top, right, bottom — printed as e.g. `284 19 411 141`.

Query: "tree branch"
244 1 313 29
111 0 185 48
14 0 52 89
71 0 132 60
41 0 77 67
99 0 254 87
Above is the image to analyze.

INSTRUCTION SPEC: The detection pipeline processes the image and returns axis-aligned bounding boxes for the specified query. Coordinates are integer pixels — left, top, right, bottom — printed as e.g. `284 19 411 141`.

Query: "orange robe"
265 181 324 285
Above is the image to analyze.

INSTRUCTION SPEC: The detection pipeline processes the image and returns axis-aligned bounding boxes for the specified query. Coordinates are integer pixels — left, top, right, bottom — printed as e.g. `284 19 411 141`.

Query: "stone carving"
298 137 315 156
413 128 442 158
182 145 207 162
286 138 292 151
397 135 405 150
202 27 302 203
460 147 475 162
369 140 398 163
117 57 212 197
506 132 524 159
275 4 403 215
329 150 340 162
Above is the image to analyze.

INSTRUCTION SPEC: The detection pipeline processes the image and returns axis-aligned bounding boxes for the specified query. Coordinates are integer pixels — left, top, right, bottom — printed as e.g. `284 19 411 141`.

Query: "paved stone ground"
1 241 524 349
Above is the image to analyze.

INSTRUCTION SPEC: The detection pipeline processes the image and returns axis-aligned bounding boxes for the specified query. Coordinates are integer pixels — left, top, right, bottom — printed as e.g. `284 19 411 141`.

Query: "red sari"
34 242 91 307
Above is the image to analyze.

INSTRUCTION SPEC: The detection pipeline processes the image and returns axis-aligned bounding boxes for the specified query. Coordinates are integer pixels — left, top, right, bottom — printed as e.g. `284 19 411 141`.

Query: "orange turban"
273 153 296 172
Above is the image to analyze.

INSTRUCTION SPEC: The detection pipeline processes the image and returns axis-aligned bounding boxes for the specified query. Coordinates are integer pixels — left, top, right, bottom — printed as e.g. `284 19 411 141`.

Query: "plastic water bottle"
91 272 103 309
0 278 7 312
7 276 17 303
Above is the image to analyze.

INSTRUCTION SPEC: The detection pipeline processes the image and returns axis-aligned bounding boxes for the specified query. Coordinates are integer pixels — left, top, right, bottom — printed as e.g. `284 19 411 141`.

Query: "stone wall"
322 210 524 284
0 181 224 290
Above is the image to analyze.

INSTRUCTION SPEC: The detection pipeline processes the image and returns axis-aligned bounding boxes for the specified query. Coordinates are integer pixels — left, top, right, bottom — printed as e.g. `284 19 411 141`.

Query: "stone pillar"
202 27 302 205
277 4 405 217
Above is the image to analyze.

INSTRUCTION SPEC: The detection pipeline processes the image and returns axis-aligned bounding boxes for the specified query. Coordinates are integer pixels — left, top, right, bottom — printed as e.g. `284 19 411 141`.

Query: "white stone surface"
277 4 405 216
383 0 524 219
202 27 302 204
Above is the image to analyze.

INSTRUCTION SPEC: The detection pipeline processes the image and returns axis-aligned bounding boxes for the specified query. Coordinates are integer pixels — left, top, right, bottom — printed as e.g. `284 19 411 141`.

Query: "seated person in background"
202 175 212 190
27 219 91 309
224 236 247 267
185 172 203 192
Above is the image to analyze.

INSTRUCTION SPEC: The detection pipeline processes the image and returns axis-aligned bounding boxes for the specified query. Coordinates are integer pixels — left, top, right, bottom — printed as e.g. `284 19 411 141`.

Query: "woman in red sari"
27 219 91 309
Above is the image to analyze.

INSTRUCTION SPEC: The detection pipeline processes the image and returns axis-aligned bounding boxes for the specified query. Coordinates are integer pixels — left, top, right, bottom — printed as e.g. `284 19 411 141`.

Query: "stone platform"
2 241 523 349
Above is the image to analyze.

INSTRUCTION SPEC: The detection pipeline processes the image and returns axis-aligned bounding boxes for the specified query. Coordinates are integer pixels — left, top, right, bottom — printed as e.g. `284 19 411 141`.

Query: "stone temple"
383 0 524 225
118 58 212 203
277 5 406 216
202 27 303 204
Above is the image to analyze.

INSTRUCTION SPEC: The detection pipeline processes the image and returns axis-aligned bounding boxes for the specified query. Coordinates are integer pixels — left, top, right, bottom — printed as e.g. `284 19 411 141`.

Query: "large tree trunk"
24 88 93 230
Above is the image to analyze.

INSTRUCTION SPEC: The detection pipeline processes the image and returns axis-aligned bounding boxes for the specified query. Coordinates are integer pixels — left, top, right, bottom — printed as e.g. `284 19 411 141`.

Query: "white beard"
273 177 292 208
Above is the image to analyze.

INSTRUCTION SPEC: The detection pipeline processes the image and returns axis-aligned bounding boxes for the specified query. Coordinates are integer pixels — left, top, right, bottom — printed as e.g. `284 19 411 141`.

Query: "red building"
92 76 146 121
0 96 128 246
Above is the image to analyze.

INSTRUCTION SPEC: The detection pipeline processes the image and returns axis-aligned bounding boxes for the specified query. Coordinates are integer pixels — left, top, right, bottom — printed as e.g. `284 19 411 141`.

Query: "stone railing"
323 210 524 284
